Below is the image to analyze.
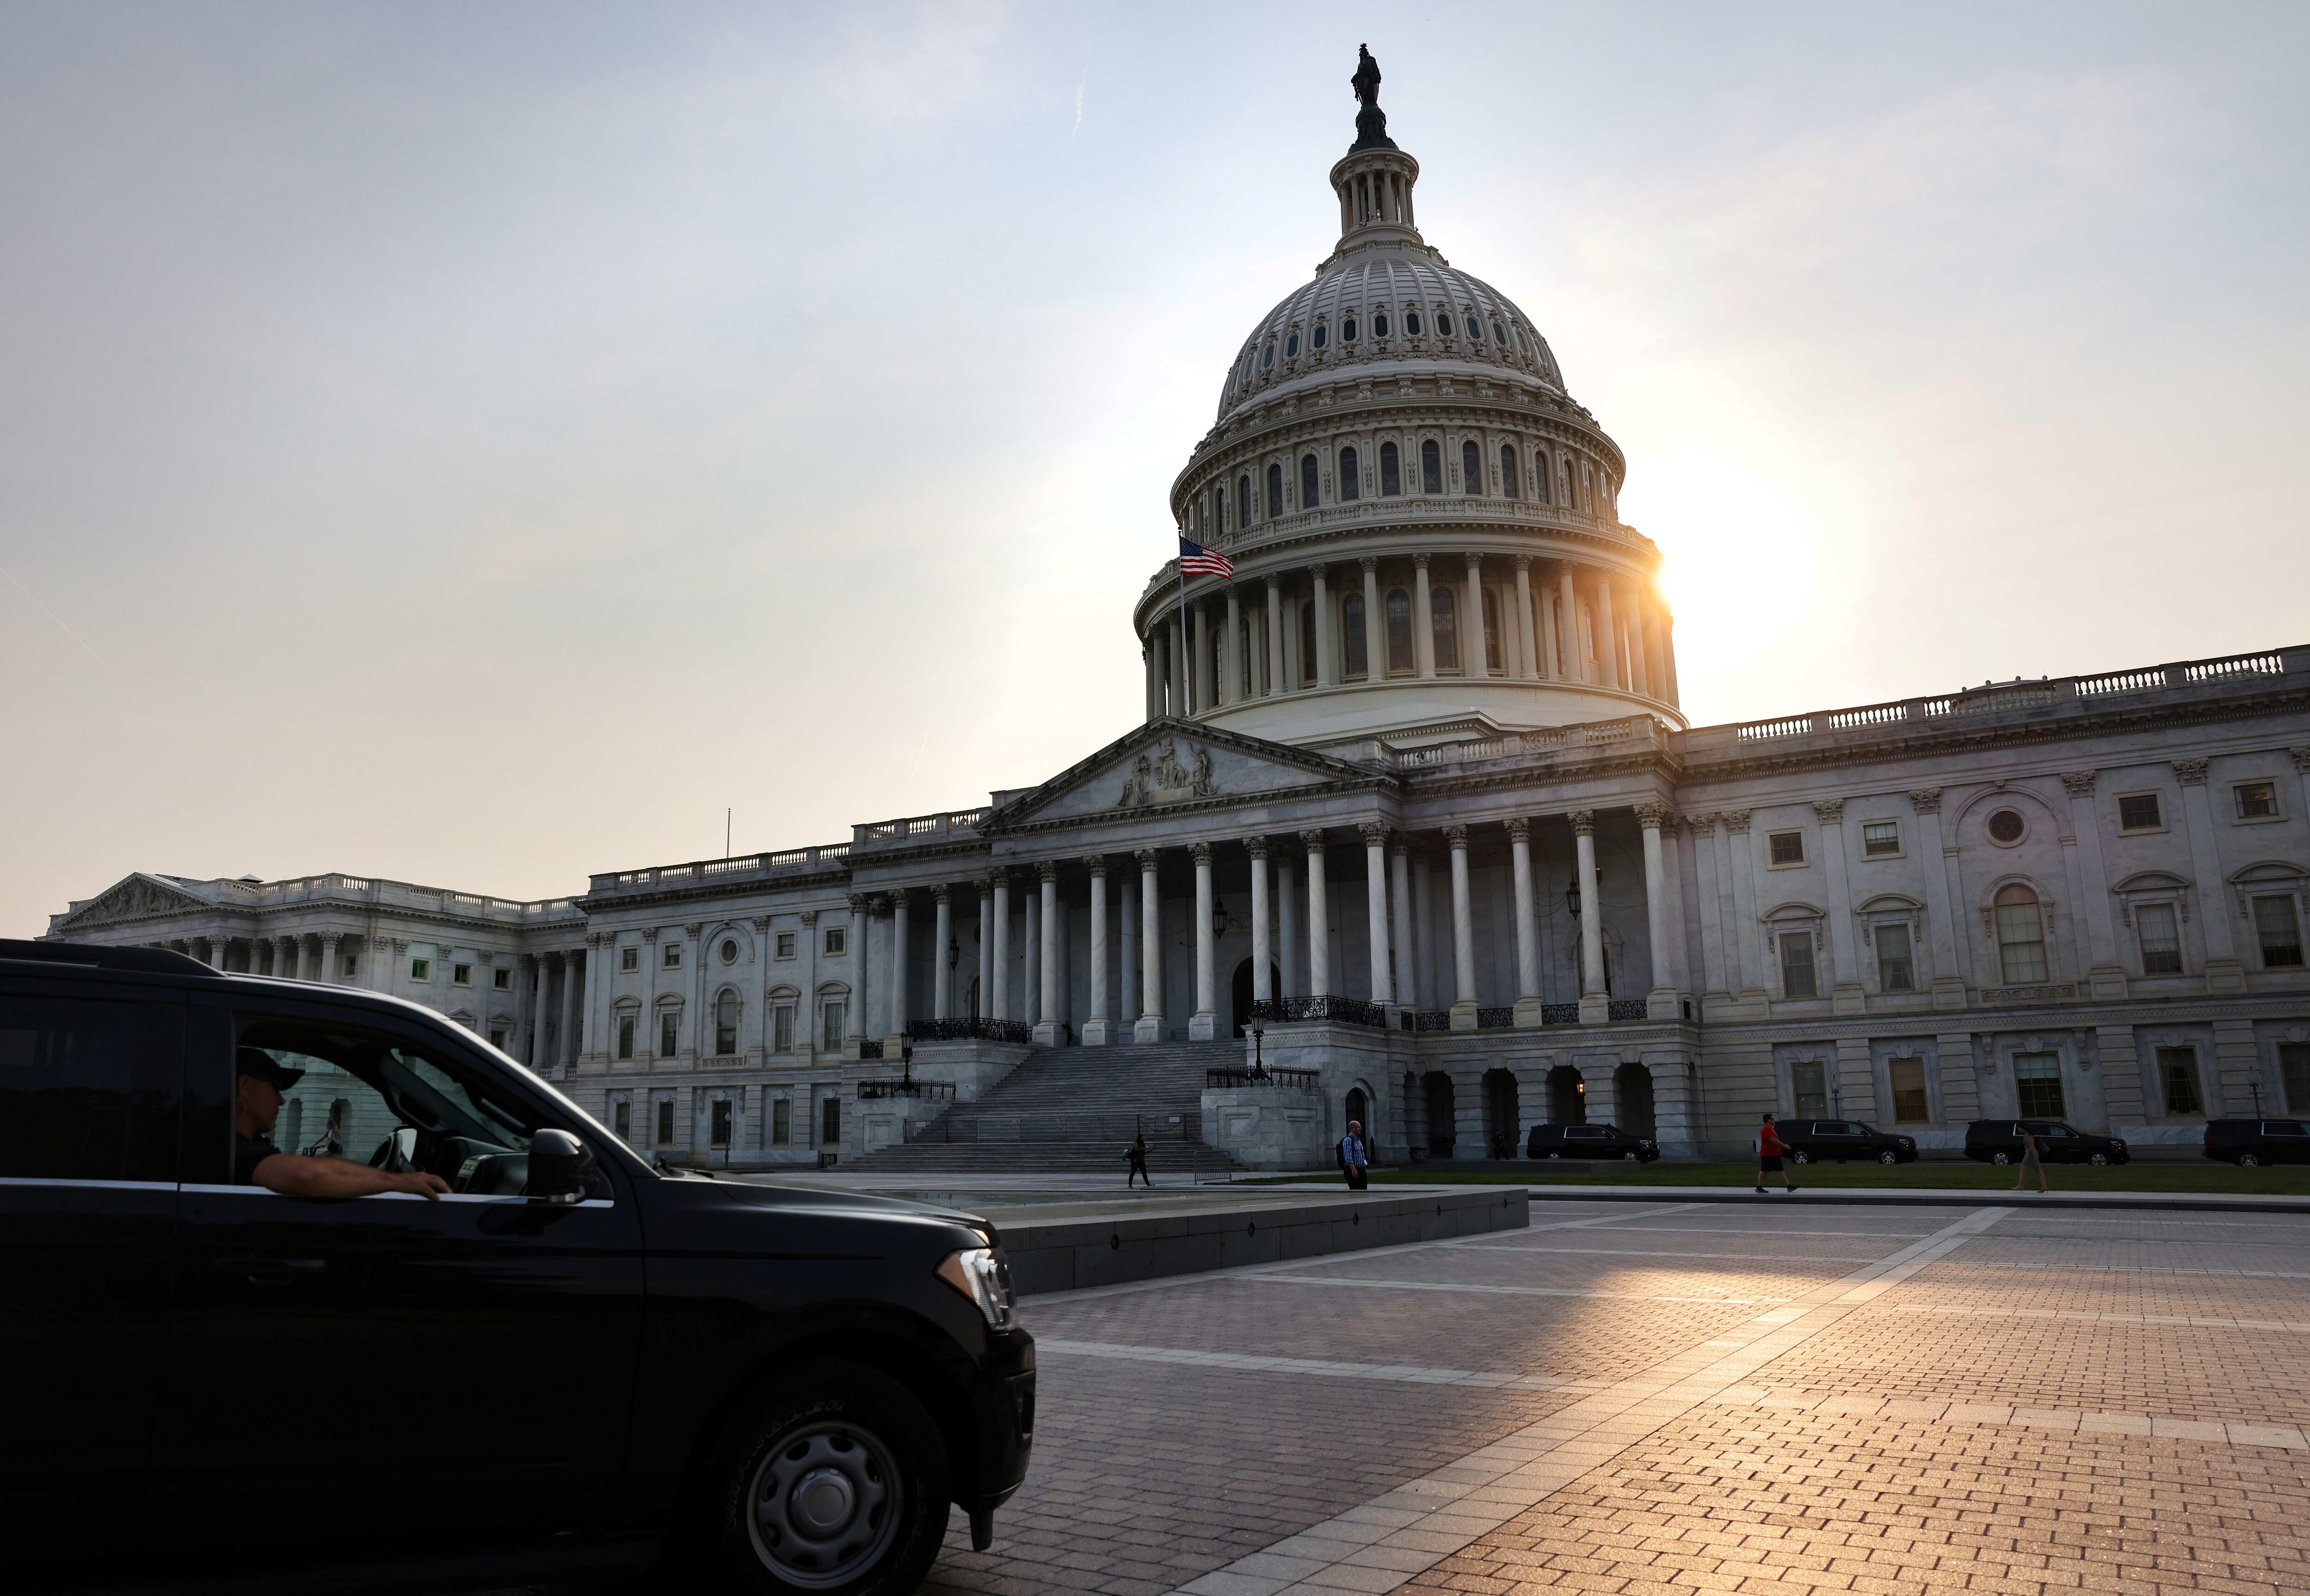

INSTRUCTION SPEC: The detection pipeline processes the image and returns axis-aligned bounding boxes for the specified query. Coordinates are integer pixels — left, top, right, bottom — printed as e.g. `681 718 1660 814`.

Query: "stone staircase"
848 1040 1246 1174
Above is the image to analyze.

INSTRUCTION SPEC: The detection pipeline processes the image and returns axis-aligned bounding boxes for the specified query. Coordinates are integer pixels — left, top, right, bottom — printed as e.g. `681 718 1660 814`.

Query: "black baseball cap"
237 1046 305 1092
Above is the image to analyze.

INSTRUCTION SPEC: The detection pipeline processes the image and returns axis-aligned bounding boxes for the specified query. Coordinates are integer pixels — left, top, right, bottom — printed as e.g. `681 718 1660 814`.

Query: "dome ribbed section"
1216 250 1565 424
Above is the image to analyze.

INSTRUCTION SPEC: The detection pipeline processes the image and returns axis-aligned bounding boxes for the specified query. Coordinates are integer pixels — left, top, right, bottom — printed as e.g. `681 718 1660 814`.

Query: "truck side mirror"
527 1128 592 1204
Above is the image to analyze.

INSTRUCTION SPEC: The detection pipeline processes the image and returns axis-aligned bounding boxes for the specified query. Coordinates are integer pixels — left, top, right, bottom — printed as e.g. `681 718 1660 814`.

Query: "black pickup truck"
3 938 1032 1595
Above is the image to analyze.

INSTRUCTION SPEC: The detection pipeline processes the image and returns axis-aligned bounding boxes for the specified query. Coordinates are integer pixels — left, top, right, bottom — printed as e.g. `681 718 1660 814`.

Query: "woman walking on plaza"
2012 1122 2049 1193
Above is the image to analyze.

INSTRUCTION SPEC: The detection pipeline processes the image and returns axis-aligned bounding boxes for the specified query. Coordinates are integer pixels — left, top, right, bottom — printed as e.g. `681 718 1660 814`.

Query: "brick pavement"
906 1198 2310 1596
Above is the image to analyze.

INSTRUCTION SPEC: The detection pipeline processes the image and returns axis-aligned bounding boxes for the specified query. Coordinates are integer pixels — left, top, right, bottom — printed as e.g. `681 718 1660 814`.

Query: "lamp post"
1250 1026 1267 1080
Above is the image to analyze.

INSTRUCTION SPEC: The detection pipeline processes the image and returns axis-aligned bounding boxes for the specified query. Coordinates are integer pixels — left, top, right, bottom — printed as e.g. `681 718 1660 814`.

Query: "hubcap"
746 1421 901 1589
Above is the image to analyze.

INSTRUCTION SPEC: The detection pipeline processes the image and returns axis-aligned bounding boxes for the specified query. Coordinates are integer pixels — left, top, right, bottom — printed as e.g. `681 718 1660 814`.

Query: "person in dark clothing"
235 1048 448 1200
1338 1121 1370 1189
1125 1134 1151 1188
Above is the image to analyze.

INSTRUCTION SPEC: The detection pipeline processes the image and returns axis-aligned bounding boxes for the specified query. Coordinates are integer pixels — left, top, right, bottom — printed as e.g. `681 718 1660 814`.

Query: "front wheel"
1878 1150 1899 1165
706 1360 951 1595
1790 1150 1812 1166
2088 1152 2110 1167
1623 1151 1640 1164
1990 1151 2012 1166
2239 1153 2262 1168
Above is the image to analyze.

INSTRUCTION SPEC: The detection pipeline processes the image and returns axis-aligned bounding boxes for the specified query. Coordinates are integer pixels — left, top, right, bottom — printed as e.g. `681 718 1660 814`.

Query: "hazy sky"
6 2 2307 935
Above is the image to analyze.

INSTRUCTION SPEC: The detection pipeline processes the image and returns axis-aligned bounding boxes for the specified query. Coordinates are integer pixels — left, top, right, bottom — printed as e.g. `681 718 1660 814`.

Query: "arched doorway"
1345 1086 1370 1150
1547 1065 1586 1125
1230 957 1281 1037
1482 1070 1519 1160
1615 1063 1656 1139
1422 1072 1457 1159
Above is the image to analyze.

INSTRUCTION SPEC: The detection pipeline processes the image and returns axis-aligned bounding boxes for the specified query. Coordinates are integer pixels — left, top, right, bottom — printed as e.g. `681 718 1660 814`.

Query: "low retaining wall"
1000 1186 1530 1296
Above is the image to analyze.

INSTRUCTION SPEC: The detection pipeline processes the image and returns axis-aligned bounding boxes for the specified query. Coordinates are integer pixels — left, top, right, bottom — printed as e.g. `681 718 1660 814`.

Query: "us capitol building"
46 56 2310 1171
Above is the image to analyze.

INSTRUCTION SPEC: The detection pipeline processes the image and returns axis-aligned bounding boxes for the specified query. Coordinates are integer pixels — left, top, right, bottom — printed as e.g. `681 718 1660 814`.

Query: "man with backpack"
1338 1119 1369 1189
1755 1112 1797 1195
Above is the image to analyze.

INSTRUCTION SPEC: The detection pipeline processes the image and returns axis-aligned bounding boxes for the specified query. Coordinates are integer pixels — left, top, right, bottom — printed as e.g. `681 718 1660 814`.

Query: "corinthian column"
1557 563 1582 680
1413 555 1436 678
1247 837 1271 1010
1188 843 1218 1040
1514 557 1538 680
1464 555 1487 676
1033 862 1061 1044
1083 858 1112 1045
1134 850 1163 1042
1445 824 1477 1029
932 885 953 1021
1301 830 1331 998
1637 802 1678 1019
1509 817 1541 1026
1359 557 1380 680
1572 811 1608 1023
989 874 1011 1022
1360 822 1392 1006
888 891 911 1050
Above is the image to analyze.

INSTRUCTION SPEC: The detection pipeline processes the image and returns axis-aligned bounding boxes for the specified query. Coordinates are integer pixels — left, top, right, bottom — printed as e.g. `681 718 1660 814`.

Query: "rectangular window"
2255 896 2305 968
492 968 511 990
452 964 472 986
0 994 145 1180
612 1098 632 1141
2013 1052 2065 1118
825 926 845 956
1769 831 1805 866
617 1014 635 1061
2136 903 2182 975
772 1098 791 1145
1875 924 1915 992
2118 792 2162 831
654 1097 674 1146
2284 1044 2310 1115
1779 933 1817 998
1888 1058 1930 1123
710 1098 732 1148
773 1004 796 1053
2236 782 2279 819
663 942 681 969
1791 1060 1829 1118
1996 902 2049 985
820 1096 841 1146
1861 821 1900 856
714 996 739 1056
487 1026 506 1050
658 1010 679 1058
410 958 431 982
776 931 796 959
620 946 638 972
822 1001 845 1051
2157 1046 2204 1117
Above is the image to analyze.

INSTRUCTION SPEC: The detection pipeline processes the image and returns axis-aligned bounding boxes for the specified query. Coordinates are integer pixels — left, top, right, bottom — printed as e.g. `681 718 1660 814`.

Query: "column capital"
585 931 603 948
1442 823 1470 848
1297 827 1327 854
845 893 870 914
1359 554 1378 572
1514 552 1532 570
981 871 1004 893
1357 821 1388 847
2292 747 2310 774
1506 816 1531 842
1412 552 1430 570
683 921 703 937
642 926 660 941
1720 809 1751 835
1244 835 1270 860
866 895 890 916
930 883 950 903
1134 848 1161 870
1389 834 1410 858
2059 770 2099 797
800 908 819 926
1082 855 1109 877
1634 802 1669 831
2171 758 2209 786
1463 551 1483 572
1564 811 1594 838
1907 788 1942 815
1189 841 1214 866
751 916 771 931
1810 798 1844 824
1036 860 1059 883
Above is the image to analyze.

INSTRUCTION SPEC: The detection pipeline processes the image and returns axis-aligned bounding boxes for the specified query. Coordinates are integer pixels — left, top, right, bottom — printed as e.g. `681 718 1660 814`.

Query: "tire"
702 1360 951 1595
2088 1152 2109 1167
1878 1150 1898 1165
1622 1151 1640 1165
1790 1150 1812 1166
2240 1153 2261 1168
1990 1152 2012 1166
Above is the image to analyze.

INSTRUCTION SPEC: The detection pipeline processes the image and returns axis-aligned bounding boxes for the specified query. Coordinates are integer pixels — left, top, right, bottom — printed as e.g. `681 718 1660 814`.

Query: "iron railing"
1476 1006 1515 1030
1248 995 1391 1028
1205 1067 1321 1090
857 1079 955 1101
905 1018 1034 1044
858 1039 884 1060
1541 1003 1581 1025
1607 999 1651 1022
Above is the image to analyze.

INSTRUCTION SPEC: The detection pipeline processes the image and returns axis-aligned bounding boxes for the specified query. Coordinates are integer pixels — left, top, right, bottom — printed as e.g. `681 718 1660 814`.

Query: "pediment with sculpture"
981 718 1389 830
57 873 212 930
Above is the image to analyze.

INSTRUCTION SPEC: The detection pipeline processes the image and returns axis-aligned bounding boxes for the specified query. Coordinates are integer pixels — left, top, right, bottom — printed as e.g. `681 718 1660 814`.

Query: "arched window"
1461 439 1482 495
1261 340 1275 370
1491 319 1505 343
1465 314 1482 339
1500 443 1519 498
1341 591 1368 678
1420 438 1442 493
1285 331 1299 358
1338 446 1360 501
1266 462 1283 518
1564 459 1580 509
1299 599 1317 682
1343 316 1357 342
1533 449 1551 504
1405 309 1422 335
1301 453 1319 509
1237 474 1252 526
1379 441 1401 497
1374 311 1390 337
1482 587 1502 673
715 991 740 1055
1430 586 1459 672
1239 613 1254 698
1994 885 2049 984
1384 588 1413 673
1312 322 1326 349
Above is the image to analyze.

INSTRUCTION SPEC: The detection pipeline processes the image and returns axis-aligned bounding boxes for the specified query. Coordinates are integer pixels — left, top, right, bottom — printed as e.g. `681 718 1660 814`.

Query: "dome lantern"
1330 47 1421 250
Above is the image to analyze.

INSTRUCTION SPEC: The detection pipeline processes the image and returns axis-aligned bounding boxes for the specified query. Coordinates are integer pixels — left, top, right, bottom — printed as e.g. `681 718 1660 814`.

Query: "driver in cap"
236 1046 450 1201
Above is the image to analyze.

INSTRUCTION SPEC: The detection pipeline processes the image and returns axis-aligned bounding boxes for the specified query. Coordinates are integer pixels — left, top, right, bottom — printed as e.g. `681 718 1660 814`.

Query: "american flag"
1178 534 1234 579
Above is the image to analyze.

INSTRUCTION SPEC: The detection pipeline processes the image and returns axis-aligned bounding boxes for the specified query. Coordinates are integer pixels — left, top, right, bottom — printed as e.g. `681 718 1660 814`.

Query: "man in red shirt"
1755 1112 1797 1195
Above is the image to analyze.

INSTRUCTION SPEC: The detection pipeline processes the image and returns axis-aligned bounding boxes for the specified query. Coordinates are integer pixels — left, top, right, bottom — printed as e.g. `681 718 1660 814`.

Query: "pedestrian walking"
1338 1120 1370 1190
1125 1133 1151 1188
1754 1112 1797 1195
2012 1121 2049 1194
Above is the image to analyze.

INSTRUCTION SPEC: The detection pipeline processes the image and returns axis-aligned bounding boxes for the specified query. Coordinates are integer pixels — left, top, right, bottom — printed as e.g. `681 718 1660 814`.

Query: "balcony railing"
857 1079 956 1101
856 808 991 848
1248 996 1391 1028
1206 1066 1321 1090
905 1018 1035 1045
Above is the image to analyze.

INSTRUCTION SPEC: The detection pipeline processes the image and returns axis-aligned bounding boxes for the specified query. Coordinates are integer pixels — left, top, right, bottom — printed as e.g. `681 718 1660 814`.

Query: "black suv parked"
1525 1122 1660 1162
3 939 1033 1594
1777 1120 1919 1165
2205 1119 2310 1165
1964 1118 2130 1165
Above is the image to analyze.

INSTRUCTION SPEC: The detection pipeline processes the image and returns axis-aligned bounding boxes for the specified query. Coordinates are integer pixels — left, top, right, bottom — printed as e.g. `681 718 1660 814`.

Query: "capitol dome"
1134 50 1679 752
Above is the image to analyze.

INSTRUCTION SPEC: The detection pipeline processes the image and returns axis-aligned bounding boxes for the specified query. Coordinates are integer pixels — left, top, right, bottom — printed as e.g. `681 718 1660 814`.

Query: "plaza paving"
917 1195 2310 1596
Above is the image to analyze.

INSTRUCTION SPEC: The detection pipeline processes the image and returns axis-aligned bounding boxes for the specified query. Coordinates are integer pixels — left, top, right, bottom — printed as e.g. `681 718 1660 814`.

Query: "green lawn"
1255 1160 2310 1196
